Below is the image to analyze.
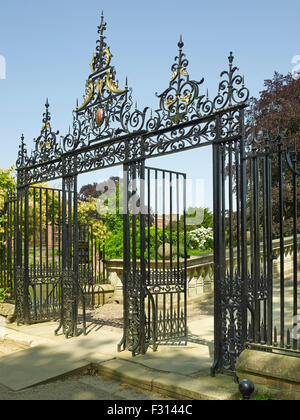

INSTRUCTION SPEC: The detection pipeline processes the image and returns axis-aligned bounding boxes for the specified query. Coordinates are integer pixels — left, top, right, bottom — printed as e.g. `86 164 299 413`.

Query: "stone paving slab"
151 372 239 400
0 344 92 391
117 345 213 376
0 322 239 399
97 358 162 392
0 326 122 391
0 373 170 400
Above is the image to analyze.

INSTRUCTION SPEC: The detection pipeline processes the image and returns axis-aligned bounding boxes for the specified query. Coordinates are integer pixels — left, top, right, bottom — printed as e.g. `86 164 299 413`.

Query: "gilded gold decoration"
39 140 52 150
77 79 94 111
90 53 97 73
41 122 50 133
170 70 178 82
180 67 189 77
178 92 192 104
106 69 126 94
165 97 177 110
103 46 112 69
95 78 105 96
165 92 192 110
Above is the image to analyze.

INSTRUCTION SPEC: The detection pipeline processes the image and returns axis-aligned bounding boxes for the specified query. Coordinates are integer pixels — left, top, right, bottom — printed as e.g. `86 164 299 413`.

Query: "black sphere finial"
239 379 255 400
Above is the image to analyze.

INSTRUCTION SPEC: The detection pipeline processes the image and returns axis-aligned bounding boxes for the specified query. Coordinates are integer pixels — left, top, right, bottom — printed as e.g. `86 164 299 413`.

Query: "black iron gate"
119 163 187 355
10 183 106 332
212 122 248 374
10 13 256 373
245 134 300 356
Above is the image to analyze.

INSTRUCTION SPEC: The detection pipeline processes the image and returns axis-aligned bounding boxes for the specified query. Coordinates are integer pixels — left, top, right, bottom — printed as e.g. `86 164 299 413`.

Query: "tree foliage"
246 72 300 237
247 72 300 140
0 167 16 240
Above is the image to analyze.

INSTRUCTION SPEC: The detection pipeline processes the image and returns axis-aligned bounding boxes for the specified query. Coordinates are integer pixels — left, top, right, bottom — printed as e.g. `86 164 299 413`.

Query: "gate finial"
154 37 204 126
16 133 28 169
66 14 146 151
211 51 249 110
178 35 184 50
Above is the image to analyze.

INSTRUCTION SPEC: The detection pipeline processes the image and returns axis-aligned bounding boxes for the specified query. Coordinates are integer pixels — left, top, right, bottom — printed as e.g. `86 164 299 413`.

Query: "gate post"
212 115 224 375
212 109 248 375
55 167 82 338
118 163 130 352
15 171 30 324
119 160 146 355
139 160 146 354
239 108 249 352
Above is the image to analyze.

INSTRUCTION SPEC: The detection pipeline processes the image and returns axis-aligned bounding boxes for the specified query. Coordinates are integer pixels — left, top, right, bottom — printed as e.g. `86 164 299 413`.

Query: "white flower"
188 227 213 250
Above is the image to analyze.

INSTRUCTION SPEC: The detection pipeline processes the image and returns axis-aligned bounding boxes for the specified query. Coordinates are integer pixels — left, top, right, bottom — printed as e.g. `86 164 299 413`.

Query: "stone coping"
237 349 300 385
105 234 300 269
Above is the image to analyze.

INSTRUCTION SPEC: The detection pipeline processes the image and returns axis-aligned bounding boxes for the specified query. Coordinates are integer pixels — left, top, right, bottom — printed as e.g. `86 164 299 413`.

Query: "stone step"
96 358 239 400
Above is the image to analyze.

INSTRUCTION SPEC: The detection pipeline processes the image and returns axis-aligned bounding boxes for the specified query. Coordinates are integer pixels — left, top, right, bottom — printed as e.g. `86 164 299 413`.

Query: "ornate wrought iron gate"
119 163 187 355
11 13 254 373
245 134 300 356
212 123 248 374
10 183 106 333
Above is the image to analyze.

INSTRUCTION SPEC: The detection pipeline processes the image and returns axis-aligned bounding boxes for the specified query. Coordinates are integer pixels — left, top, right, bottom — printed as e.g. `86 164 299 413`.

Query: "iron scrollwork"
62 13 148 153
16 15 250 185
14 13 252 375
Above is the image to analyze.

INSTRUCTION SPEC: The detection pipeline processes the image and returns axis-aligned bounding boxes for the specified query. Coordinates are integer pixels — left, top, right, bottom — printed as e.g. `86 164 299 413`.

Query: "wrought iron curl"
213 52 249 111
16 134 29 169
153 36 204 128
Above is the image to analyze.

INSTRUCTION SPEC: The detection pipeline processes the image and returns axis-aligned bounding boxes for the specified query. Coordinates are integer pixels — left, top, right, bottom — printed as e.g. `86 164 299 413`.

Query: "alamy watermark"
95 173 207 226
0 56 6 80
292 55 300 80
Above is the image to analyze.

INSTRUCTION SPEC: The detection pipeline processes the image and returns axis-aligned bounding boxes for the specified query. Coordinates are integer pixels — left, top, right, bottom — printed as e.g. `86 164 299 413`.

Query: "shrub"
188 227 213 251
0 288 9 303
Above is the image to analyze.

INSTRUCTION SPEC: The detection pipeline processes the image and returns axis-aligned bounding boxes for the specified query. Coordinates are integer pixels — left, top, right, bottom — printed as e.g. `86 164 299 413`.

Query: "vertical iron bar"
265 138 273 346
212 116 223 375
292 141 298 350
278 136 285 348
240 108 249 354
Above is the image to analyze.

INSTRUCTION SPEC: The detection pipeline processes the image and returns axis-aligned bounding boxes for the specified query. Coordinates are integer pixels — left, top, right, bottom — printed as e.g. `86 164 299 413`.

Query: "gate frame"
13 13 251 374
118 162 189 356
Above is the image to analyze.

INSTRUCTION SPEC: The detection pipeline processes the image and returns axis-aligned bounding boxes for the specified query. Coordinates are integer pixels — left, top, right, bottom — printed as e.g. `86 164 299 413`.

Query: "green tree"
246 72 300 237
0 167 16 242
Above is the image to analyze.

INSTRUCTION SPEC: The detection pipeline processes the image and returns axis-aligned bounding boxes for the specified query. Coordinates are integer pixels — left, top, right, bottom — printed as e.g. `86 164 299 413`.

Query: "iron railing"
245 134 300 357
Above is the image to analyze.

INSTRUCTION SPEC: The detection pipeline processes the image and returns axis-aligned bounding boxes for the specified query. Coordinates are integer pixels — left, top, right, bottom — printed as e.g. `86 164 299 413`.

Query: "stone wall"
236 349 300 400
105 234 300 303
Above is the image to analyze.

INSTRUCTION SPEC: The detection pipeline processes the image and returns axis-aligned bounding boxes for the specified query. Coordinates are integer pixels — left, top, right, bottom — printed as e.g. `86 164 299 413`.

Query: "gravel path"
84 295 214 330
85 303 124 329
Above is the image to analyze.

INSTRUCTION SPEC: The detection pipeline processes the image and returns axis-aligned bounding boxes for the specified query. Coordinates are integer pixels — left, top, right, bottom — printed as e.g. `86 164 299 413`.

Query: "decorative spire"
98 11 107 54
212 51 249 110
16 133 28 169
76 12 127 117
155 37 204 125
32 100 60 157
228 51 234 67
41 98 51 133
178 35 184 50
89 12 112 75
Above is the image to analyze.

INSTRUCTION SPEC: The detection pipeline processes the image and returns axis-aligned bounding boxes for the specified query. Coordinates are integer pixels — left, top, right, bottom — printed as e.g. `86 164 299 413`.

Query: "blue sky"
0 0 299 209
